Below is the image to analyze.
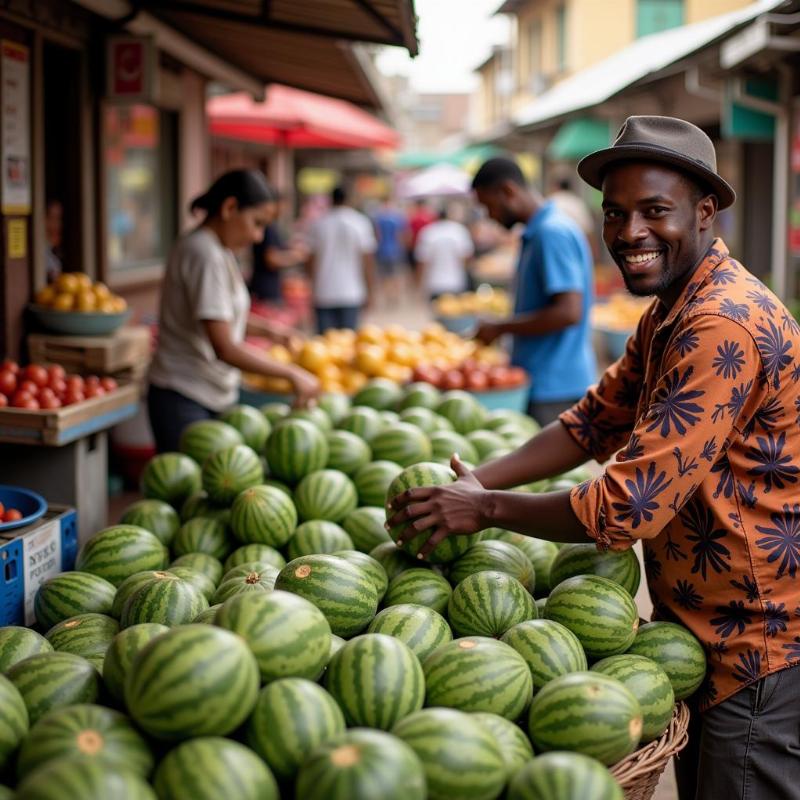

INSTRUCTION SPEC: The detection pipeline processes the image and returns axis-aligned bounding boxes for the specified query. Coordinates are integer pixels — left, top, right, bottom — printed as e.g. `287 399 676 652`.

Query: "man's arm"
362 252 376 308
476 291 581 344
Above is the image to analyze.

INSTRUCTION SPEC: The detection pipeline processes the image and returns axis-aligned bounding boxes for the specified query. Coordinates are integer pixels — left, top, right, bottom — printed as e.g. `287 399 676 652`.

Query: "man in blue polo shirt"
471 157 597 425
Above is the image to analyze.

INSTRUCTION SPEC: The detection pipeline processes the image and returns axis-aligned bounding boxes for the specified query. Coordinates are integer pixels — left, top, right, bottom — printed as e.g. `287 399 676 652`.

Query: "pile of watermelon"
0 379 707 800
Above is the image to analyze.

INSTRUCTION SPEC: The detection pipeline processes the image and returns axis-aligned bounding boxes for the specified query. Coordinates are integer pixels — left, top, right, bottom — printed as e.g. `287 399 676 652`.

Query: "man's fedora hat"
578 115 736 209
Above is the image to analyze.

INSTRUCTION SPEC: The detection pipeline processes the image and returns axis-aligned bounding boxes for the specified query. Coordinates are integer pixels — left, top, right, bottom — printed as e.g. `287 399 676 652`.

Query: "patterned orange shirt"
561 239 800 710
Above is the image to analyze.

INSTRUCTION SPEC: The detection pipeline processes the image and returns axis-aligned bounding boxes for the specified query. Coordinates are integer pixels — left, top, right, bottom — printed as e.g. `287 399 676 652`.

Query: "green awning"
394 144 503 171
547 118 611 161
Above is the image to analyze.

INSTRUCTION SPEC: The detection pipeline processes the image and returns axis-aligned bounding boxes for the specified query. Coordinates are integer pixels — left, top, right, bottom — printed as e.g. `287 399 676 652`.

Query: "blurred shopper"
405 198 435 270
307 186 377 333
372 196 407 302
44 199 64 282
414 206 474 300
471 157 596 426
148 169 318 452
548 176 599 259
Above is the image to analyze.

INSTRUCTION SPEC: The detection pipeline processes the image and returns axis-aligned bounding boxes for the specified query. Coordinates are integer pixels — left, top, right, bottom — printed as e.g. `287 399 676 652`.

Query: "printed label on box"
22 520 61 625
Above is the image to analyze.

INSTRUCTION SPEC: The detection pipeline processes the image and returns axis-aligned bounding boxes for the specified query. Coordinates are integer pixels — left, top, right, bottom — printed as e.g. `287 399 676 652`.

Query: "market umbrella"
398 163 473 198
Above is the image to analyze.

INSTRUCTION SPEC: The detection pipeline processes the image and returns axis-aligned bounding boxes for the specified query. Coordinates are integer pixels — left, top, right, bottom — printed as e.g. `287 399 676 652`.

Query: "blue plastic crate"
0 506 78 627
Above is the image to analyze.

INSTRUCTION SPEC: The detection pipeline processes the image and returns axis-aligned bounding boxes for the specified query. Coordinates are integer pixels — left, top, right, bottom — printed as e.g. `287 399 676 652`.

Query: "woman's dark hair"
190 169 277 217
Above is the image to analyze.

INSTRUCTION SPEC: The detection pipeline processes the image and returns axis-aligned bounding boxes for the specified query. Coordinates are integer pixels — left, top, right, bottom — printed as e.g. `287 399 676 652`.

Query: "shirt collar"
521 201 555 240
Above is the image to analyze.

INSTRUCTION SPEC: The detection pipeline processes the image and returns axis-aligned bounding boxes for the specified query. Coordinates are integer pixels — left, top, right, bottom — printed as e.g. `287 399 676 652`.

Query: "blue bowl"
30 305 131 336
436 315 478 336
470 381 530 412
0 485 47 532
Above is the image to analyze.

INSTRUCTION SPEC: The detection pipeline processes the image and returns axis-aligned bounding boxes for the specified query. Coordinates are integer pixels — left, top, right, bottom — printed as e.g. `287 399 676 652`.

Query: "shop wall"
686 0 752 23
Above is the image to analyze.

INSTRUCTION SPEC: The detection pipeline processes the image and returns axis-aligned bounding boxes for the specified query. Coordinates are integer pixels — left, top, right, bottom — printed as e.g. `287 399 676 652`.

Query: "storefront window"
104 104 176 273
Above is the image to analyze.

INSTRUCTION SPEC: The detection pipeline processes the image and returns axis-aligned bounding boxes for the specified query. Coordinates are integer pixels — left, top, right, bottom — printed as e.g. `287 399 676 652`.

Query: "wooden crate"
27 326 151 374
0 383 139 446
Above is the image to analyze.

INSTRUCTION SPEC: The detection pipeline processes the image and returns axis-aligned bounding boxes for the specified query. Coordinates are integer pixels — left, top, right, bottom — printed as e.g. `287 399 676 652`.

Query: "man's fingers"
389 487 434 510
385 501 433 530
418 527 450 560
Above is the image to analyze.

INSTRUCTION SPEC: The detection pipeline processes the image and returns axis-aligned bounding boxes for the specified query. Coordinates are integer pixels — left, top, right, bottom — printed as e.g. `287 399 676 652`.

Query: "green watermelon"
219 404 271 452
275 554 379 638
318 392 351 425
111 571 162 619
34 572 116 630
485 409 540 435
392 707 506 800
398 406 440 435
288 406 333 432
261 401 290 424
527 671 643 764
169 553 223 584
435 391 487 434
448 571 536 638
449 540 535 593
501 619 588 691
120 573 208 628
193 605 221 624
140 452 202 508
471 711 534 777
202 444 263 505
6 653 100 726
246 678 345 780
221 561 279 583
352 377 403 410
294 469 359 523
369 541 420 581
179 491 230 524
153 737 277 800
486 531 559 596
75 526 168 587
125 624 259 740
508 752 623 800
549 544 641 596
265 419 329 483
0 673 28 770
224 543 285 572
326 634 424 729
338 406 383 442
286 521 354 560
211 567 278 604
398 381 441 410
179 419 244 465
165 566 216 600
544 575 639 658
326 430 372 475
119 499 180 547
535 597 547 617
332 550 388 602
171 517 233 560
102 624 169 703
353 460 402 506
215 590 330 682
367 603 452 662
229 485 297 548
44 614 118 670
370 423 432 467
423 636 532 720
16 703 153 780
383 568 452 615
465 430 507 460
429 430 479 464
0 628 52 674
328 634 346 663
342 507 391 552
626 621 706 701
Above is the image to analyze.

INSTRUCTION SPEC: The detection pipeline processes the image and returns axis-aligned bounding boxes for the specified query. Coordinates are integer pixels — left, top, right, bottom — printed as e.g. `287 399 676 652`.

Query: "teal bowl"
30 305 131 336
436 315 477 336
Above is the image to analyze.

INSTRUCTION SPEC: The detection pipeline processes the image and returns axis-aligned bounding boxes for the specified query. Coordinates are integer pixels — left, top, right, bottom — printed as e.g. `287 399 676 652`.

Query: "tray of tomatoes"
0 361 119 410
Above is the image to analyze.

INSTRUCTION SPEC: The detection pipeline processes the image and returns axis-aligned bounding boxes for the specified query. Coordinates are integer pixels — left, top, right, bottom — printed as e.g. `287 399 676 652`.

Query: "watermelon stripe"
0 674 28 771
75 526 168 587
230 486 297 549
34 573 117 630
0 628 53 674
508 753 624 800
383 568 451 615
265 420 329 484
367 604 452 662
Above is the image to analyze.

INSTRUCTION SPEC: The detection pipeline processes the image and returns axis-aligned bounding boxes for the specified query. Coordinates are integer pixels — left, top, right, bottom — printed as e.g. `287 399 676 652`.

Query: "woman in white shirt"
148 170 318 453
414 207 474 300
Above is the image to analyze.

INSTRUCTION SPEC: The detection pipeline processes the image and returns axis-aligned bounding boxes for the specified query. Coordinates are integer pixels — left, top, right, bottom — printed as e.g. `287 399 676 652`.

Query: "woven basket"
610 701 691 800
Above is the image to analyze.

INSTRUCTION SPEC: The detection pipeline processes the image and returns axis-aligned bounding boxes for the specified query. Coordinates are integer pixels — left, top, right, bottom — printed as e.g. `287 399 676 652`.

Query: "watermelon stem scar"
331 745 361 767
295 565 312 579
77 730 104 755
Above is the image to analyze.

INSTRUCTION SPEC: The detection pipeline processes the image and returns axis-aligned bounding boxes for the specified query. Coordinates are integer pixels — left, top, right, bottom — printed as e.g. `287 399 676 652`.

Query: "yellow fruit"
297 341 330 373
56 274 80 294
388 343 415 367
111 297 128 313
343 370 368 393
53 293 75 311
35 286 56 307
355 345 386 377
98 299 116 313
384 324 408 343
320 378 345 394
318 363 343 382
75 291 98 312
93 282 112 300
74 273 93 291
356 324 384 346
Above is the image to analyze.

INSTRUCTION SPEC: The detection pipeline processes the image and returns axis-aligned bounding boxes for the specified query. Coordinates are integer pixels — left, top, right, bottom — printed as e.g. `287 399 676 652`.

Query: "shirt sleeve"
184 247 236 323
458 227 475 258
540 224 586 296
414 227 431 263
570 312 764 551
359 216 378 254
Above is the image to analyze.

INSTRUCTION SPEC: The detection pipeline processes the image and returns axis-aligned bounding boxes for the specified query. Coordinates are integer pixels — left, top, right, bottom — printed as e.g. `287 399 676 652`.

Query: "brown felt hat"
577 115 736 209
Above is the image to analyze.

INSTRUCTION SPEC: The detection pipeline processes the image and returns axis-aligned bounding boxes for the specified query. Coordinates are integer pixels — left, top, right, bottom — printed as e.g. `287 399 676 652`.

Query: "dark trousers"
315 306 361 334
527 398 581 428
147 384 215 454
675 665 800 800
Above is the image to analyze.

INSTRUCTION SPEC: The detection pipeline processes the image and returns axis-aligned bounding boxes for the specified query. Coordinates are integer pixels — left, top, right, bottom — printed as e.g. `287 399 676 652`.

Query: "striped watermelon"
486 531 559 597
224 543 285 572
274 554 379 638
429 430 479 464
179 491 230 524
485 409 540 435
535 597 547 617
179 419 244 464
392 707 506 800
423 636 533 720
286 521 354 560
6 653 100 726
288 406 333 433
265 419 329 483
263 478 292 495
431 415 455 432
16 703 153 780
626 621 706 701
591 654 674 742
0 628 52 674
353 460 402 507
368 541 419 581
202 444 263 505
465 430 507 460
398 381 441 410
435 391 487 434
398 406 440 435
296 728 425 800
370 423 432 467
326 634 425 729
165 566 216 600
338 406 383 442
153 737 278 800
75 526 168 587
169 553 223 584
120 573 208 628
448 571 537 638
508 752 623 800
333 550 388 602
14 755 156 800
449 540 535 593
328 634 346 663
544 575 639 658
383 567 452 614
550 544 641 596
367 603 452 661
219 404 271 452
319 392 351 425
140 452 202 508
44 614 118 670
294 469 359 522
342 507 391 552
211 567 278 604
528 671 643 764
0 673 28 770
326 430 372 475
222 561 280 582
501 619 588 691
471 711 534 777
230 484 297 547
34 572 116 630
125 624 259 739
111 571 163 619
102 624 169 703
260 401 290 424
119 499 180 547
246 678 345 780
215 590 330 682
193 604 221 624
171 517 233 560
352 377 403 411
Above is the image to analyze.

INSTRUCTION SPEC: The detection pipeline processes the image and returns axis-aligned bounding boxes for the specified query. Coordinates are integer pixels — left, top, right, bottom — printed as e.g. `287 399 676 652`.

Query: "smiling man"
389 116 800 800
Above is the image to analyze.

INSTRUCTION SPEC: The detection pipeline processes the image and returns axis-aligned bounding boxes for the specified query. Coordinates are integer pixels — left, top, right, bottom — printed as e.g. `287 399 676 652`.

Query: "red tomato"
63 390 85 406
84 375 101 388
488 366 510 388
23 365 49 388
442 369 465 390
84 385 107 399
1 360 19 375
100 377 118 393
506 367 528 387
0 394 6 408
66 375 85 393
39 394 62 409
11 391 38 409
47 364 66 382
0 370 17 397
18 380 39 396
2 508 23 522
49 378 67 397
466 372 490 391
